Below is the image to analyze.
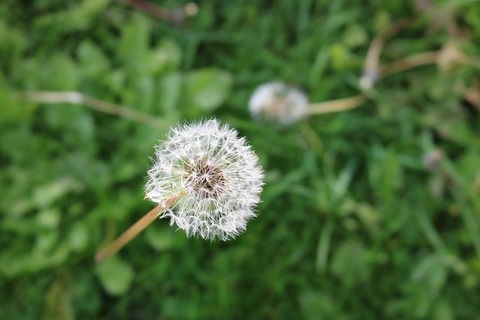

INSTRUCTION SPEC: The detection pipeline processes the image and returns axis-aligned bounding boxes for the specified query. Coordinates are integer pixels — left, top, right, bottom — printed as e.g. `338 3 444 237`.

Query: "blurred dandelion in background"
248 81 309 126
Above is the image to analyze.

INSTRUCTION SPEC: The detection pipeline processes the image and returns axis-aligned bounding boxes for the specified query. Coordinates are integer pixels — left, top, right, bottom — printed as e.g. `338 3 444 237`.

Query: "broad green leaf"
33 0 110 33
67 222 90 252
148 39 182 75
331 242 371 287
40 54 79 90
0 242 69 277
411 255 447 297
33 177 81 209
184 68 233 112
300 291 346 320
34 229 60 253
0 20 26 63
42 106 95 152
156 72 182 120
329 43 351 70
432 299 454 320
343 24 367 48
409 255 448 317
368 146 403 203
36 208 61 229
118 14 150 76
77 41 110 77
129 75 155 112
145 224 176 251
95 256 135 296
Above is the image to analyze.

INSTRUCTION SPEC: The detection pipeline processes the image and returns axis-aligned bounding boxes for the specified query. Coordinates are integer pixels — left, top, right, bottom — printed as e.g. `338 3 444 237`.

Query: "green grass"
1 0 480 319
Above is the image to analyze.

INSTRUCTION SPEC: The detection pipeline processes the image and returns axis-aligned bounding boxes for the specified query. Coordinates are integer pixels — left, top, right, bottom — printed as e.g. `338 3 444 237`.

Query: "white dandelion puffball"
145 119 264 240
248 81 309 126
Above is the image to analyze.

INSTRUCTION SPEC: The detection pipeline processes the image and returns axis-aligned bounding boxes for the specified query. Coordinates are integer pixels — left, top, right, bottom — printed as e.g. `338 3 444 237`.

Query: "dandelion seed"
96 119 264 261
248 81 309 126
145 119 264 240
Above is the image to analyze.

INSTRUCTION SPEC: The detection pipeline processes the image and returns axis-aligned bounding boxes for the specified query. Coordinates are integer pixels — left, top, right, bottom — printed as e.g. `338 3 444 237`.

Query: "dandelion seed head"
248 81 309 126
145 119 264 240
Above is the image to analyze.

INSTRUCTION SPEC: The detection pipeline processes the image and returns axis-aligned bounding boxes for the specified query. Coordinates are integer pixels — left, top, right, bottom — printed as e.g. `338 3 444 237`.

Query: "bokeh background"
1 0 480 319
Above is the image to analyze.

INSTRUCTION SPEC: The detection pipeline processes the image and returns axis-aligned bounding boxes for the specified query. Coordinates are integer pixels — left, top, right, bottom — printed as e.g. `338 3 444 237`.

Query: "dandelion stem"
380 50 441 76
306 95 367 115
22 91 167 129
360 17 414 89
95 195 180 262
380 50 480 76
114 0 198 24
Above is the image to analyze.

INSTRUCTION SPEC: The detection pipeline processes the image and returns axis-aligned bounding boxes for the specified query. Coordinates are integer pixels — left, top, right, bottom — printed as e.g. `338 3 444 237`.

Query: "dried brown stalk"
23 91 166 128
114 0 198 25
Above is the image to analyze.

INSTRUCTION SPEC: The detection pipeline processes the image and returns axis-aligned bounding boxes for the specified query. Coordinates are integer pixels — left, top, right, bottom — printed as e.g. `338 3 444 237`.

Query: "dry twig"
23 91 167 128
306 95 367 115
114 0 198 25
360 18 415 89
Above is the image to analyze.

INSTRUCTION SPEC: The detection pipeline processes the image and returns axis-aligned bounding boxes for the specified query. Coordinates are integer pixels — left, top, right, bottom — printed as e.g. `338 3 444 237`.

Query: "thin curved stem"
381 50 480 76
95 195 180 262
304 47 480 117
381 50 441 76
22 91 167 129
460 55 480 69
360 18 415 89
114 0 198 24
306 95 367 116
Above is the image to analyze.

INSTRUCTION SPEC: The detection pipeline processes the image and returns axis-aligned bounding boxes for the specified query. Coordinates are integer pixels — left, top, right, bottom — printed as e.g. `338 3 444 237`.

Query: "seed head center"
185 158 226 199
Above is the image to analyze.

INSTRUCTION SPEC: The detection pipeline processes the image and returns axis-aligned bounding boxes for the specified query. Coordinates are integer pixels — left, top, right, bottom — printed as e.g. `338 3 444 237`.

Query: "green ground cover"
1 0 480 319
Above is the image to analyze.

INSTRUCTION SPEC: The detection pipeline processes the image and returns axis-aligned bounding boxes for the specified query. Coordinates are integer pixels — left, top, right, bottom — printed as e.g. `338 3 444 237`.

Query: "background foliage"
1 0 480 319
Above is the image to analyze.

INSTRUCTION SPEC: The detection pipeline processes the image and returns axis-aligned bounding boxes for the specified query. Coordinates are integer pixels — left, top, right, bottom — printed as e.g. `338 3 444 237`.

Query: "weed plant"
1 1 479 319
